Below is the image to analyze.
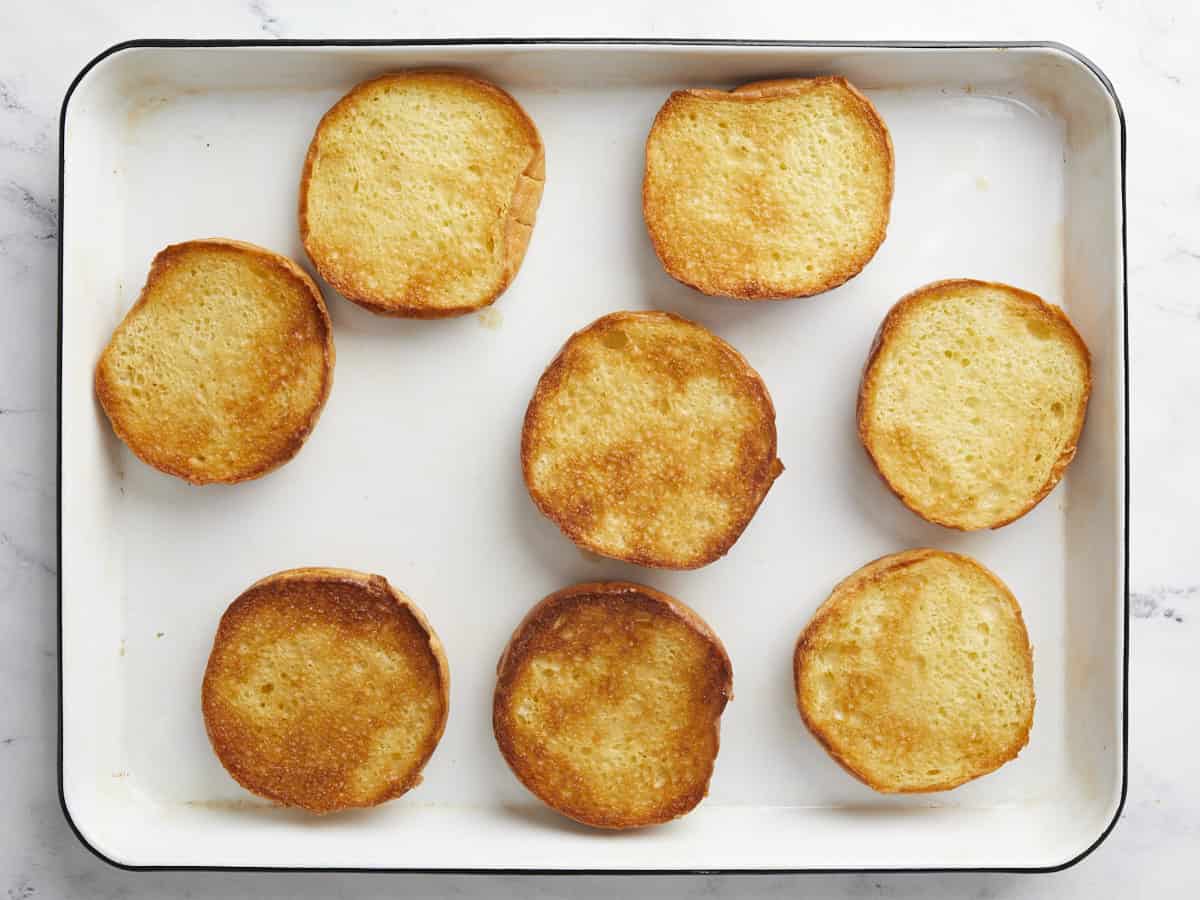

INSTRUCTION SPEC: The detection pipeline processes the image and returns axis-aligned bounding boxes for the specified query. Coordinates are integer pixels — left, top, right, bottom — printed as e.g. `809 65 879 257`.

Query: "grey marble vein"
0 80 26 112
0 92 22 114
3 469 52 502
0 180 57 238
1151 301 1200 319
0 532 56 577
1131 586 1195 623
1167 247 1200 264
248 0 283 38
1135 36 1189 88
0 131 50 155
0 79 50 154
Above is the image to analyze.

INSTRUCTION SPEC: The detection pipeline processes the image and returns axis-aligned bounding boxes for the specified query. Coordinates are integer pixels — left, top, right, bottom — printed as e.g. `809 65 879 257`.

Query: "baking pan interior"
60 42 1125 871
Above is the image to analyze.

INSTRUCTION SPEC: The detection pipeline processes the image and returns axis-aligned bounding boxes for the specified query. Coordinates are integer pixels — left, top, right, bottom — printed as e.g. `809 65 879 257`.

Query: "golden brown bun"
858 279 1091 530
642 76 893 299
94 239 334 484
202 568 449 814
521 311 783 569
794 549 1034 793
299 70 545 318
494 582 733 828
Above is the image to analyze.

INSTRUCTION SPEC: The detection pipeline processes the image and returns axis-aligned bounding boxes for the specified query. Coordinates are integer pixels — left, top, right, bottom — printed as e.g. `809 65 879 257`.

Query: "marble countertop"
2 0 1196 896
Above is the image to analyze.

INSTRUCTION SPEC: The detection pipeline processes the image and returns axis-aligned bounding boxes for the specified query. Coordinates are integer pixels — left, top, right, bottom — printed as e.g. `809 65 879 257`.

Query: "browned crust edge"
792 548 1035 793
856 278 1094 531
200 567 451 814
519 310 784 570
493 581 733 828
641 76 895 301
93 238 336 486
298 70 546 319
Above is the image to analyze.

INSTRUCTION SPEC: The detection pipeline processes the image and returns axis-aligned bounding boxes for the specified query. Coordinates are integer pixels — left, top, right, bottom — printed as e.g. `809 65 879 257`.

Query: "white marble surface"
1 0 1196 896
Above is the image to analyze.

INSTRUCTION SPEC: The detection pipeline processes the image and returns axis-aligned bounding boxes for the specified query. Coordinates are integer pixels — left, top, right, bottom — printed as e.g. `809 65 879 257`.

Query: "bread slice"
858 279 1091 530
521 311 783 569
794 549 1034 793
642 76 893 299
493 582 733 828
94 239 334 485
299 71 545 318
202 568 449 814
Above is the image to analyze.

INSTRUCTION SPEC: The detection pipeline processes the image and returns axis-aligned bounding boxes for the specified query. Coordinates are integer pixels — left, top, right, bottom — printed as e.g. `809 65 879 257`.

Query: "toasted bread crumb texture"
202 569 448 813
301 72 544 316
795 550 1034 793
643 77 893 298
859 280 1091 530
494 584 732 828
522 312 781 569
95 240 333 484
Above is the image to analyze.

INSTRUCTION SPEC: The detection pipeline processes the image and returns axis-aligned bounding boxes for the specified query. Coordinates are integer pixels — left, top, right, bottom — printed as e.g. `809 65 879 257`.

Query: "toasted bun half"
521 311 783 569
300 71 545 317
858 279 1091 530
202 568 449 813
795 549 1034 793
494 582 733 828
95 239 334 484
643 77 893 299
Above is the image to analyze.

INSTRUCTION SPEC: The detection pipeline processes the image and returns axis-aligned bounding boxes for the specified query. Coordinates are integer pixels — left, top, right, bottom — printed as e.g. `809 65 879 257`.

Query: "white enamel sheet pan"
58 40 1127 872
